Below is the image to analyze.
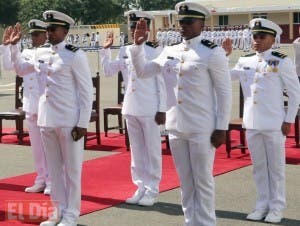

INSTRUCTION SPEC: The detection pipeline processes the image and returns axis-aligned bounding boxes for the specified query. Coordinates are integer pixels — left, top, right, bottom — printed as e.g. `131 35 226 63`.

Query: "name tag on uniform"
243 66 250 70
167 56 174 60
123 56 128 59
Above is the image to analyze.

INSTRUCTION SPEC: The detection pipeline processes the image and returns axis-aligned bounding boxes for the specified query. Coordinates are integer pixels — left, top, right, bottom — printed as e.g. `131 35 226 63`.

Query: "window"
252 13 267 19
219 15 228 26
294 12 300 24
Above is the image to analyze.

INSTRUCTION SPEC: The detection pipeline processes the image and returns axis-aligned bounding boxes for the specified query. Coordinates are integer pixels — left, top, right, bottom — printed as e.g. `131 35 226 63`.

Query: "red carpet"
0 129 127 152
0 130 299 225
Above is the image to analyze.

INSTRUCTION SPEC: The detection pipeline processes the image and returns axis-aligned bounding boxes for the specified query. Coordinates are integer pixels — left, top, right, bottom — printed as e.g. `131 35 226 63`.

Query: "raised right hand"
103 31 114 49
222 38 233 56
10 22 22 45
134 18 148 45
2 26 13 45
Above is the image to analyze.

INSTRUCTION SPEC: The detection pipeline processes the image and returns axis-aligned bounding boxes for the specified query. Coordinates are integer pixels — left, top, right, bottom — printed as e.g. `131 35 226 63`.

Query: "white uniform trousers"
125 114 162 197
246 129 286 212
243 37 250 51
40 127 84 222
238 37 244 50
26 113 49 186
169 131 216 226
232 37 238 49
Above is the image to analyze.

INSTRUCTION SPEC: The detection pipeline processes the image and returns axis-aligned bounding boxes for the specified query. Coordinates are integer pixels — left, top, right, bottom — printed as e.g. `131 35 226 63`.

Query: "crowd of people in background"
155 24 281 50
20 24 282 51
155 27 182 47
66 32 101 47
20 31 102 49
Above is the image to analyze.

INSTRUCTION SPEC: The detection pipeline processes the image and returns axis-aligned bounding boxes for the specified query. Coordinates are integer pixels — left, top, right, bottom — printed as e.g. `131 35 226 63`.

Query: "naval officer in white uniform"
8 20 51 195
293 26 300 79
100 10 167 207
226 18 300 223
130 2 232 225
34 10 93 226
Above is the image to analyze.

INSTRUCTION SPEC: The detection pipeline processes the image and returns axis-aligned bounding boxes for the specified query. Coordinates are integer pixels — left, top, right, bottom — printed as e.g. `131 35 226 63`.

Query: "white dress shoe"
39 219 60 226
40 211 61 226
44 186 51 195
264 211 283 223
125 189 145 204
25 184 46 193
57 222 76 226
57 218 77 226
138 193 158 206
246 209 268 221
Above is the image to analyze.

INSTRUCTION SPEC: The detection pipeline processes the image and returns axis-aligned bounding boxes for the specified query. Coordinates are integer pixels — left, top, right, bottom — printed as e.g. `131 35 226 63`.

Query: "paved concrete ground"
0 46 299 226
0 144 299 226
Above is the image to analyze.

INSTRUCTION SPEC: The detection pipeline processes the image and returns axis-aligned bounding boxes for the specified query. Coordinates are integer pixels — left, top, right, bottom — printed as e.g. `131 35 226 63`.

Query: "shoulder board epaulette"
145 41 159 48
170 42 181 46
242 53 256 57
271 51 287 59
124 42 133 46
201 39 217 49
39 43 51 48
65 44 79 52
27 47 33 49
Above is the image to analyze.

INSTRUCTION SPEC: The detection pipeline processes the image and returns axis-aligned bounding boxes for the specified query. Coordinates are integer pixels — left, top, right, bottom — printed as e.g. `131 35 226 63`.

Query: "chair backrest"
15 76 24 109
283 90 289 107
92 73 100 113
117 71 125 105
239 84 244 118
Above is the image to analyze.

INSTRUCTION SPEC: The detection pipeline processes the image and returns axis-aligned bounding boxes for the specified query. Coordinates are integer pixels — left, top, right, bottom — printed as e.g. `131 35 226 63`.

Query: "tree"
0 0 20 27
118 0 181 11
5 0 181 30
139 0 181 10
18 0 57 28
17 0 125 26
119 0 138 11
18 0 84 27
55 0 83 25
81 0 124 24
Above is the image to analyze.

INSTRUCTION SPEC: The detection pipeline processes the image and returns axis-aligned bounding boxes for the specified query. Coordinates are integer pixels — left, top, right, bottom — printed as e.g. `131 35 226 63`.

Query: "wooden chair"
160 128 170 150
0 76 27 144
291 114 300 147
103 71 130 150
225 85 247 158
103 71 125 136
124 119 130 151
85 74 101 147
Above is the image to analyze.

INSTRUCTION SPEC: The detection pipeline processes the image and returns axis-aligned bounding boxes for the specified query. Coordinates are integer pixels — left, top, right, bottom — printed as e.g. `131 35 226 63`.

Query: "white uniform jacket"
11 45 42 114
293 37 300 77
230 49 300 130
100 42 167 116
35 41 93 128
130 36 232 133
0 44 14 70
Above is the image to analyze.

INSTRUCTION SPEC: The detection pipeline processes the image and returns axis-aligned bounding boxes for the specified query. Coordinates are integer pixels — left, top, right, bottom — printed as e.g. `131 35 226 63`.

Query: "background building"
144 0 300 43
